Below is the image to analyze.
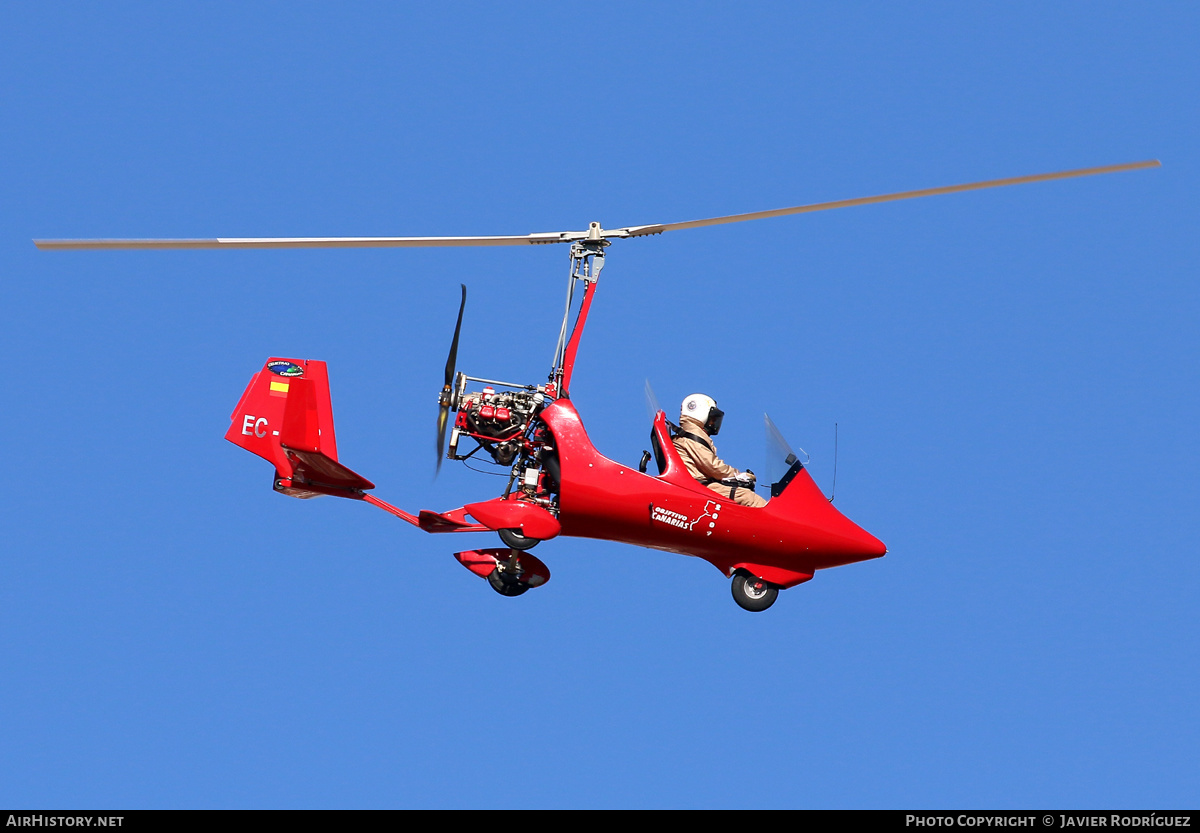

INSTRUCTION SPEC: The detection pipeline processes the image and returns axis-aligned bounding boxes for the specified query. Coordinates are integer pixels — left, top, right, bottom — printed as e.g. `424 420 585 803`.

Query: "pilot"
673 394 767 508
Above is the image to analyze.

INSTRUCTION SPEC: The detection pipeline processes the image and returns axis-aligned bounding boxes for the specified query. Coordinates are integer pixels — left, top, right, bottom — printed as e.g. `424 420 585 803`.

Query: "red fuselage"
542 399 886 588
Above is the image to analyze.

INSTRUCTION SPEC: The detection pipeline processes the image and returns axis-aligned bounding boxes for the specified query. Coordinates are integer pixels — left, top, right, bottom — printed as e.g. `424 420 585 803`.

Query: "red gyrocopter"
36 160 1159 610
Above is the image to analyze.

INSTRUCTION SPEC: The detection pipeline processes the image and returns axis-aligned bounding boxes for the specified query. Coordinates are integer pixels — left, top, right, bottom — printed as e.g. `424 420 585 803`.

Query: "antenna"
829 423 838 503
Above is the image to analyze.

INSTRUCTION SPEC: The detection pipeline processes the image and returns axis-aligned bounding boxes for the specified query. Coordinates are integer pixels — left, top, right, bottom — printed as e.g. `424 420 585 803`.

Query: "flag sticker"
269 380 290 395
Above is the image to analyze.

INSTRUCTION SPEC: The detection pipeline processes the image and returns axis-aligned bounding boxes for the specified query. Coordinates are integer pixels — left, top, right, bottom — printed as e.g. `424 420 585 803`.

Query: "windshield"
764 413 809 496
644 379 662 423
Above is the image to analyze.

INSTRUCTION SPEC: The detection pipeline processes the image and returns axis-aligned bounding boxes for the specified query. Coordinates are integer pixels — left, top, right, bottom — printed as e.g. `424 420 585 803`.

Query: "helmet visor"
705 406 725 436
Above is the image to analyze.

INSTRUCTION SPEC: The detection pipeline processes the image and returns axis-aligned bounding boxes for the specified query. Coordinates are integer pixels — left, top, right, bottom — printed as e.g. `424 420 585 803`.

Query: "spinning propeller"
435 284 467 474
33 160 1159 251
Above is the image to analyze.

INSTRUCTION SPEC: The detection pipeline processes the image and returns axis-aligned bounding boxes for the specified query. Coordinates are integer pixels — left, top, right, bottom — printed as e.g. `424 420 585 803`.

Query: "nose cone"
817 510 887 565
850 524 887 559
768 467 886 567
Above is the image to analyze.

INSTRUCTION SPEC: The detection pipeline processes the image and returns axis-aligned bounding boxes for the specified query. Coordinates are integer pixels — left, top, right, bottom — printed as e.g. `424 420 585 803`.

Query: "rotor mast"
550 223 608 397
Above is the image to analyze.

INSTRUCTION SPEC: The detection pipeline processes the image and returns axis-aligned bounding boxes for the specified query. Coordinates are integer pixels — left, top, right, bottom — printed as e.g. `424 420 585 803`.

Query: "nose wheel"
487 568 531 597
455 548 551 597
731 570 779 612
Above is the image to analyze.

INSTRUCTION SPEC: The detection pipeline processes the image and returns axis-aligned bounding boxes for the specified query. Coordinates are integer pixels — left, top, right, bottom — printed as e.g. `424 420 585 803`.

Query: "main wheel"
731 571 779 612
498 528 539 550
487 568 530 597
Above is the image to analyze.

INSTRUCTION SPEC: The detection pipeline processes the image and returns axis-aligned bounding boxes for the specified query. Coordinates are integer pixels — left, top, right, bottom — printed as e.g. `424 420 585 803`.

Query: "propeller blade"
445 284 466 388
436 285 467 475
612 160 1161 238
435 405 449 476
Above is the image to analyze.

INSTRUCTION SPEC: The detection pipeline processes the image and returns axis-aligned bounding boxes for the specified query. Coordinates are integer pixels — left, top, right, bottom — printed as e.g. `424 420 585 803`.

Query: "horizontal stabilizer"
418 508 487 533
283 448 374 492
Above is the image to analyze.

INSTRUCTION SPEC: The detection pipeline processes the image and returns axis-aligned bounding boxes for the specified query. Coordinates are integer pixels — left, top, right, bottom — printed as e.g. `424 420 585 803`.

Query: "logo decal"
651 500 721 536
267 361 304 377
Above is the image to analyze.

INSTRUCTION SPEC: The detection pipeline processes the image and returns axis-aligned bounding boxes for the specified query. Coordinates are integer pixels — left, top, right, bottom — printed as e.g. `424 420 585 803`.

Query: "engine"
449 384 544 466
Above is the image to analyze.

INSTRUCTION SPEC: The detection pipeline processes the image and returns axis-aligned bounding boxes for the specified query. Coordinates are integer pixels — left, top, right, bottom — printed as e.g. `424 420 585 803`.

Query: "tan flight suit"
673 416 768 508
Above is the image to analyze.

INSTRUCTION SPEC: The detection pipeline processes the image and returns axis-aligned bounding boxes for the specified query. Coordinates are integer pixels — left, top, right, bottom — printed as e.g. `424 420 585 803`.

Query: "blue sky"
2 2 1196 809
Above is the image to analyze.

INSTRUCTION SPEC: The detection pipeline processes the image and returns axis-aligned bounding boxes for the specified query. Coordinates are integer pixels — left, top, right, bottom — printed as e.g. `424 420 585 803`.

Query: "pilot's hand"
735 471 756 485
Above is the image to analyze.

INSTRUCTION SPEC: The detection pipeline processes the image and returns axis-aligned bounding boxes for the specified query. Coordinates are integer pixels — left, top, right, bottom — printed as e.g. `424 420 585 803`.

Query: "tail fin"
226 358 374 499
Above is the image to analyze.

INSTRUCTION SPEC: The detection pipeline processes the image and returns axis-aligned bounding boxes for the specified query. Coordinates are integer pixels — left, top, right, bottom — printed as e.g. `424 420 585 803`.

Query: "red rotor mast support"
551 227 607 398
559 280 597 397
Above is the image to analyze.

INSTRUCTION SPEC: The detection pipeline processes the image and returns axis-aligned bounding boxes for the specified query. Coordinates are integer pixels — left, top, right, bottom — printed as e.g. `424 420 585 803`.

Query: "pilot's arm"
674 426 745 484
689 442 740 483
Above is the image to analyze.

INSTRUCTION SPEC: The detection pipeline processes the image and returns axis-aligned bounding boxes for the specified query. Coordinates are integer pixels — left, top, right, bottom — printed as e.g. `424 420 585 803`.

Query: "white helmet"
681 393 725 435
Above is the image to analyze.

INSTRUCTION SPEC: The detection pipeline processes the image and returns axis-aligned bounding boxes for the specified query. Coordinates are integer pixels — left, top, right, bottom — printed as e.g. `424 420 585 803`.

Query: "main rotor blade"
34 159 1159 251
613 160 1161 238
33 232 582 251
